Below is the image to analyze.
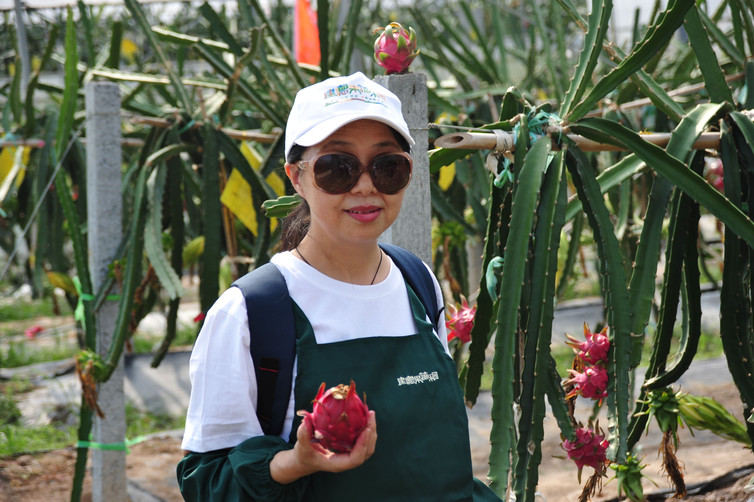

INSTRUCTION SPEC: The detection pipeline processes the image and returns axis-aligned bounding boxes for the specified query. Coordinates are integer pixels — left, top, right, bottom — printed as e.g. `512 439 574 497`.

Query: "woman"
177 72 500 501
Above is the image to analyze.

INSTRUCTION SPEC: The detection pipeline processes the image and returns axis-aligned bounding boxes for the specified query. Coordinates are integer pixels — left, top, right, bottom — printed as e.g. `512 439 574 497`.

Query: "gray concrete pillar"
85 81 127 502
375 73 431 264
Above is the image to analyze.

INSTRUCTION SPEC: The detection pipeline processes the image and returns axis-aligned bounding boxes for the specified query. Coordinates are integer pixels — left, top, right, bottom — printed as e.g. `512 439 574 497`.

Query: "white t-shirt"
181 251 448 453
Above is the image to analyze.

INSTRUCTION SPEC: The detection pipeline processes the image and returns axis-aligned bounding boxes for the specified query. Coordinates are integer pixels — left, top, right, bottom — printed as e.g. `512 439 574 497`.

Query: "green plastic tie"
178 119 196 134
493 159 514 188
485 256 505 300
76 435 148 454
73 277 119 325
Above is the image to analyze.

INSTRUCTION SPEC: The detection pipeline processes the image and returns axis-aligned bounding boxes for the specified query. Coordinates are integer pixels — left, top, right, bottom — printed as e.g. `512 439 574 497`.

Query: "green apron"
292 283 499 502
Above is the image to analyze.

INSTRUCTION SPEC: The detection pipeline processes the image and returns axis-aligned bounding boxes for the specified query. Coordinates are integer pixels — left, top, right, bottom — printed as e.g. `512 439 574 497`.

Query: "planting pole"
86 81 127 502
375 73 431 264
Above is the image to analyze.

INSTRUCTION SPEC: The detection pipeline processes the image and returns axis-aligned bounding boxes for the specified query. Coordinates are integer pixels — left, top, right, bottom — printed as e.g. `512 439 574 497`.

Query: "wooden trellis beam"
434 130 721 152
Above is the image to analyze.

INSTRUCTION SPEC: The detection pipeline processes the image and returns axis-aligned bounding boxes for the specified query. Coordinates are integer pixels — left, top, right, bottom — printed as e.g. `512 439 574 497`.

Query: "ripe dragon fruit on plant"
562 425 609 482
566 323 610 366
373 22 419 74
297 380 369 453
565 365 609 401
446 296 476 344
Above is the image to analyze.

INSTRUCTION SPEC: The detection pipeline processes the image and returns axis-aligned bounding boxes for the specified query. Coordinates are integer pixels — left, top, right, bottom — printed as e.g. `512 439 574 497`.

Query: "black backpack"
232 243 442 436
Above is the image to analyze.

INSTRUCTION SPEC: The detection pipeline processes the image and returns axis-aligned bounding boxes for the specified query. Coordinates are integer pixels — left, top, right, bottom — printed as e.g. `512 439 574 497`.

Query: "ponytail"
280 144 310 251
280 199 310 251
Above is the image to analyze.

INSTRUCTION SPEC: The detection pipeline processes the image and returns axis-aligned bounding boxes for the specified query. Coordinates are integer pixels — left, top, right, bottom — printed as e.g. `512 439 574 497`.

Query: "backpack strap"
379 243 443 332
232 263 296 437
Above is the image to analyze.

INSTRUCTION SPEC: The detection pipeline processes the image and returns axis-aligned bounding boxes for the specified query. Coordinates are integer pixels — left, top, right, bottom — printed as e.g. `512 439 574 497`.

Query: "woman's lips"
346 205 382 222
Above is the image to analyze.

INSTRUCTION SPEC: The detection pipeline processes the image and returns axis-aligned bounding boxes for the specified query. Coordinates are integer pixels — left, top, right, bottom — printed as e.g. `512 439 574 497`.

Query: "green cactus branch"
464 173 509 407
643 154 703 390
565 0 696 122
564 143 631 463
718 118 754 446
513 153 567 502
559 0 611 116
569 116 754 251
488 137 551 495
123 0 193 115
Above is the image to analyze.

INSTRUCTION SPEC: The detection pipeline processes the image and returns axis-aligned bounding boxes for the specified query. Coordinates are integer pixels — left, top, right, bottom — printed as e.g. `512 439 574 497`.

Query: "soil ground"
2 285 753 501
1 381 753 501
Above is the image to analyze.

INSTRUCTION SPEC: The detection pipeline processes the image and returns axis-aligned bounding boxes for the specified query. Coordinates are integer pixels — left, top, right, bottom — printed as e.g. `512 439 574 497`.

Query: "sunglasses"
298 152 412 195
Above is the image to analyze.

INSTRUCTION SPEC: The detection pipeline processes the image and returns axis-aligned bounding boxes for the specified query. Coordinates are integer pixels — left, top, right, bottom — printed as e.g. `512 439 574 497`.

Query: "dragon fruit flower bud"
373 22 419 75
297 381 369 453
566 323 610 365
565 365 609 401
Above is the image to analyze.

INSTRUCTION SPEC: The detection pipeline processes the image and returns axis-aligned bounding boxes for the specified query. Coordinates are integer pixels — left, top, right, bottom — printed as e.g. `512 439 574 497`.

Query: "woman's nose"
350 168 377 194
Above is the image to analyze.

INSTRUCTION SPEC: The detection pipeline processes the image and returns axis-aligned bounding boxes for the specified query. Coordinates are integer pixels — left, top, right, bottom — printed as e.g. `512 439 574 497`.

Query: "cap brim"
294 114 415 150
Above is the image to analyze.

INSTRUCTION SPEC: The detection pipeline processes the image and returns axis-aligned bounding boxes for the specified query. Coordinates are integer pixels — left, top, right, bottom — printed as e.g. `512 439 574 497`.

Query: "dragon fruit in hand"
297 380 369 453
373 22 419 74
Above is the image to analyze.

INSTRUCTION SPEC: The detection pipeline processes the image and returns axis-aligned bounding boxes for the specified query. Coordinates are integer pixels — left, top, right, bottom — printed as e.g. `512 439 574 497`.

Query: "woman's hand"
269 411 377 484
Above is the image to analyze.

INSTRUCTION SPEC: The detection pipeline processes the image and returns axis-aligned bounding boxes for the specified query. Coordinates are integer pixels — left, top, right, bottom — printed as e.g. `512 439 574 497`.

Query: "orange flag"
294 0 320 65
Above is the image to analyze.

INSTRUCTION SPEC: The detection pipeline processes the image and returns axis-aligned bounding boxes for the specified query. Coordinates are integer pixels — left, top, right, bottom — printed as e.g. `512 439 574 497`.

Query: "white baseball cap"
284 72 415 160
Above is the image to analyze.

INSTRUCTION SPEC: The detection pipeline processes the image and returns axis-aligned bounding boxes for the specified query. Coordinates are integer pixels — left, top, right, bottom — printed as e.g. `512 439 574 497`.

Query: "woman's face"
286 119 409 248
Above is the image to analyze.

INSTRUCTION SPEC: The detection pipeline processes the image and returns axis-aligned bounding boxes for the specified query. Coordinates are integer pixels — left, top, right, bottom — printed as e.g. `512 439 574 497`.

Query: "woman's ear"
285 163 304 196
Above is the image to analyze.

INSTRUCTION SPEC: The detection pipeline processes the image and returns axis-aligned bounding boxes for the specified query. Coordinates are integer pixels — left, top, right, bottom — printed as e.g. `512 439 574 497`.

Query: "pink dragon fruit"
562 426 609 480
565 365 609 401
373 22 419 74
298 380 369 453
566 324 610 366
446 296 476 344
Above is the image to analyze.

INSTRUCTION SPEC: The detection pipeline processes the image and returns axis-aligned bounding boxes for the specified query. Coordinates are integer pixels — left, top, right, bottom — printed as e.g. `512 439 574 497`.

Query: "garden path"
3 293 753 501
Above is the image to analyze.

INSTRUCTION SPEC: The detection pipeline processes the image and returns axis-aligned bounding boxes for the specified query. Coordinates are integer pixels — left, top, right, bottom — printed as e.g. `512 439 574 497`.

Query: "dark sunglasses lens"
372 155 411 194
313 154 361 193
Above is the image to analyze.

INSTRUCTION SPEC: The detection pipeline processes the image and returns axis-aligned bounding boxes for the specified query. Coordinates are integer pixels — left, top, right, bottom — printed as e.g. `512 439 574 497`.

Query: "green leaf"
571 116 754 251
263 194 303 218
199 2 244 55
24 24 60 138
560 0 611 115
199 124 222 315
55 8 79 162
145 164 184 300
194 41 287 127
124 0 193 114
76 0 94 67
566 0 696 121
107 20 123 68
628 103 728 367
683 7 734 103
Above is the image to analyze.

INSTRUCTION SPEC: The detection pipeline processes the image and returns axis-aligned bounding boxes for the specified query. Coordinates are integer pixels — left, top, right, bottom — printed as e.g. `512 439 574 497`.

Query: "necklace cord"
295 247 383 285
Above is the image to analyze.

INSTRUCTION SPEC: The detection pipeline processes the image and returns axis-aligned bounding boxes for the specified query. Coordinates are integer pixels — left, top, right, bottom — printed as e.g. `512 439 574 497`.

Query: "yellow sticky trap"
241 141 263 169
0 147 27 199
266 171 286 196
438 162 456 191
121 38 138 62
221 169 281 236
224 142 285 235
241 141 285 196
221 169 259 235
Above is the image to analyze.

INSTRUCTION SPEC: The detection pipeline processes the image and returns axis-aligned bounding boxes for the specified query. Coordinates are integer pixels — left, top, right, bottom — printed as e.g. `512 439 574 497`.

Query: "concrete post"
13 0 30 100
375 73 431 264
86 81 127 502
